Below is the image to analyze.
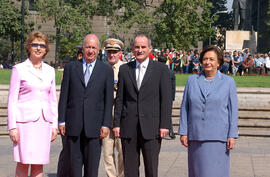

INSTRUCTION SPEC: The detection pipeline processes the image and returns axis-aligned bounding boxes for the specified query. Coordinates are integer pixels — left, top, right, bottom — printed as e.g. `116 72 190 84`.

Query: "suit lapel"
75 60 85 86
197 71 223 98
24 59 43 81
87 59 101 87
197 74 207 99
140 59 153 90
128 61 138 91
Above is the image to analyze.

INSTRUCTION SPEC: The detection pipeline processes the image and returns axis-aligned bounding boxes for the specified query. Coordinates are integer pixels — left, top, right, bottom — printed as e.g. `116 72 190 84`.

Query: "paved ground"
1 135 270 177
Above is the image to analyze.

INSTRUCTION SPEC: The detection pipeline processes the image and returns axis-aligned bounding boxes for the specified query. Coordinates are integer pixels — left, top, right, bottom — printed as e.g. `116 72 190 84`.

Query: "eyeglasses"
31 43 46 49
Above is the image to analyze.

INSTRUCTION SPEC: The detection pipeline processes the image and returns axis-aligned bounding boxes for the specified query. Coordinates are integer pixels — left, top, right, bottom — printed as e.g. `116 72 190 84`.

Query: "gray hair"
82 34 101 48
132 34 152 47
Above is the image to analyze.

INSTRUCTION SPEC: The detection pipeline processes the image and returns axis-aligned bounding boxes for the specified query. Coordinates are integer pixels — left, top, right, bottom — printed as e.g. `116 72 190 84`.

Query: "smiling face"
82 35 100 63
201 51 220 76
29 38 47 60
132 36 152 63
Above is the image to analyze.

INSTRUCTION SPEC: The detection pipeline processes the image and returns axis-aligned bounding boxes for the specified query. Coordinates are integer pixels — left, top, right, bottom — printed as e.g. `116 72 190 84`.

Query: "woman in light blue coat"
178 45 238 177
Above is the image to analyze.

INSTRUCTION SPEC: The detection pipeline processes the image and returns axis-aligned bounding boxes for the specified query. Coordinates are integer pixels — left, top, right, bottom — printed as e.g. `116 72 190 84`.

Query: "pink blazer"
8 59 58 130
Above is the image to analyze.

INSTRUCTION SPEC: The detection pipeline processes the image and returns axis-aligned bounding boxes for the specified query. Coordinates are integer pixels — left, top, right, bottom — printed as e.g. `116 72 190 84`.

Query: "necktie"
137 64 142 90
84 63 91 86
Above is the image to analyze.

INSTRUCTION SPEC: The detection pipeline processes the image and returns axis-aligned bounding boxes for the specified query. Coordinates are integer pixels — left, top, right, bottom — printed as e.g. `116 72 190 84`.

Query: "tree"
36 0 97 63
0 0 34 63
153 0 213 49
107 0 217 49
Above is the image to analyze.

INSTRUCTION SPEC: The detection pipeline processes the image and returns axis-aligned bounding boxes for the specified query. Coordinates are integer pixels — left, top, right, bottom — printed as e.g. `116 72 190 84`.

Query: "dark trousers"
67 131 102 177
121 126 161 177
57 135 70 177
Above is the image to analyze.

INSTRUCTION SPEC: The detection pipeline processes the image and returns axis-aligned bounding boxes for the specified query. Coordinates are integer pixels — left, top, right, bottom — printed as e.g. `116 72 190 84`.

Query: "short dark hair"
199 45 224 66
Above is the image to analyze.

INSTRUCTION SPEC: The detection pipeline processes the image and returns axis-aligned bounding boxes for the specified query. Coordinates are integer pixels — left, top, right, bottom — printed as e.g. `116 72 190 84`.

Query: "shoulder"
43 62 55 72
119 61 134 71
219 72 236 85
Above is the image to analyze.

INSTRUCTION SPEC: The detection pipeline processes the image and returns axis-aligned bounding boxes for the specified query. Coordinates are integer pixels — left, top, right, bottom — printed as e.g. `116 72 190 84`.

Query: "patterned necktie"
136 64 142 90
84 63 91 86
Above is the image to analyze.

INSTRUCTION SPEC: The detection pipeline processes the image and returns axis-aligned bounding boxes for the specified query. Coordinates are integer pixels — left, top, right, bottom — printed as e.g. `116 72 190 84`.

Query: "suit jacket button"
202 118 205 120
203 101 206 104
202 109 205 112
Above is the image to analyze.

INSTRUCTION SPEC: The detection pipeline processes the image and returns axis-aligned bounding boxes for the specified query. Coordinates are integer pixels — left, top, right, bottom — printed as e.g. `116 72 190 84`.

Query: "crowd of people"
99 47 270 76
8 31 239 177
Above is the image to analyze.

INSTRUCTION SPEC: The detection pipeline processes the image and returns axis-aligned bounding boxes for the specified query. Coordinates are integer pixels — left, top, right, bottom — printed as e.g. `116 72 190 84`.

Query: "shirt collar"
82 58 97 67
136 58 149 68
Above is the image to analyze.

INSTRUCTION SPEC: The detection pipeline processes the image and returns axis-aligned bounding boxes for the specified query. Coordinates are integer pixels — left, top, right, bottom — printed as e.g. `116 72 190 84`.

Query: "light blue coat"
178 71 238 141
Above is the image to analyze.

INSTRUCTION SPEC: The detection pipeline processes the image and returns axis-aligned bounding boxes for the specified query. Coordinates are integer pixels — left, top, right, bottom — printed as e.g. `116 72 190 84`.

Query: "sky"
226 0 233 12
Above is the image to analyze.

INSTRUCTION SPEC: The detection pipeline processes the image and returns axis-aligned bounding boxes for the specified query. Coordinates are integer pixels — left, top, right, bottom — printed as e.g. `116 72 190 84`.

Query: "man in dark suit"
113 35 172 177
233 0 247 30
58 34 114 177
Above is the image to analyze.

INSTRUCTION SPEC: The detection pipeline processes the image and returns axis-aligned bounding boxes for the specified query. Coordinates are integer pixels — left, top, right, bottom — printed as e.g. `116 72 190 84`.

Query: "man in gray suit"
233 0 247 30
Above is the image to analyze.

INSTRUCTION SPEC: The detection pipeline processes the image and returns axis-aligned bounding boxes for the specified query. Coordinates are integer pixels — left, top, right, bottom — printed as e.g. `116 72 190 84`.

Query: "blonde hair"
25 31 50 58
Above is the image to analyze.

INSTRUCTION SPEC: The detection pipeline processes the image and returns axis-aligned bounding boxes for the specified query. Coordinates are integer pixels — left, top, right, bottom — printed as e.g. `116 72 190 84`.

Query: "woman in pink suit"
8 31 58 177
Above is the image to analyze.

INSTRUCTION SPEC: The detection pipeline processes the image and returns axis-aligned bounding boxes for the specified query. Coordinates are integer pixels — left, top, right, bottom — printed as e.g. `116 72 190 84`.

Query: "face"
201 51 220 73
29 38 47 59
82 35 99 63
132 36 152 63
107 50 121 66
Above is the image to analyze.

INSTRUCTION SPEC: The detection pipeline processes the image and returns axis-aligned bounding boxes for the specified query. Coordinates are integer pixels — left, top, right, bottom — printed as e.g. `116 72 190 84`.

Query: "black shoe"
169 134 176 139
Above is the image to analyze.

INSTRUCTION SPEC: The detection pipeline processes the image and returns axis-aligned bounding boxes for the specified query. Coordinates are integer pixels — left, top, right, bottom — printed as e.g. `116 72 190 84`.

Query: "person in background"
241 54 254 75
221 52 232 74
102 38 125 177
179 45 238 177
232 51 241 75
264 53 270 75
158 54 176 139
192 53 200 73
253 53 265 75
8 31 58 177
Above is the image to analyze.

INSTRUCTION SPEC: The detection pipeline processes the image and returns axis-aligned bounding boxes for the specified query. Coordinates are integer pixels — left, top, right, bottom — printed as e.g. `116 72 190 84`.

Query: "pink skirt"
13 114 52 164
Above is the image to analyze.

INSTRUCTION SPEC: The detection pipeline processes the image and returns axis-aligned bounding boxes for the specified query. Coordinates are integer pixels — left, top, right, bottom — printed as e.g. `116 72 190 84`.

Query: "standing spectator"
179 45 238 177
264 53 270 75
182 51 190 73
58 34 114 177
8 31 58 177
241 54 254 75
253 53 265 75
192 53 200 73
173 54 182 73
221 52 232 74
102 38 125 177
113 35 172 177
232 51 241 75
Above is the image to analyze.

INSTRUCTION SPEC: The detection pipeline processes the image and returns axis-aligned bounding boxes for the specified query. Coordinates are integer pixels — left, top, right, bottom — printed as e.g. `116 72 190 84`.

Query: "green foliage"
153 0 213 49
36 0 96 62
108 0 218 49
0 0 34 62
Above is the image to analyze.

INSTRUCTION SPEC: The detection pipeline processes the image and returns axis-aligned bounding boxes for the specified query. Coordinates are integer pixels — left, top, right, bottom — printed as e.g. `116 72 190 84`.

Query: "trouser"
121 126 161 177
102 129 124 177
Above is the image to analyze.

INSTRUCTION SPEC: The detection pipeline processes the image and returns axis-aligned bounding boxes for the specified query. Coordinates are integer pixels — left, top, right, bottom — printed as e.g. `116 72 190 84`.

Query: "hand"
100 127 109 139
180 135 188 147
227 137 236 150
113 127 120 138
160 128 169 138
9 128 19 144
51 128 58 142
58 125 66 136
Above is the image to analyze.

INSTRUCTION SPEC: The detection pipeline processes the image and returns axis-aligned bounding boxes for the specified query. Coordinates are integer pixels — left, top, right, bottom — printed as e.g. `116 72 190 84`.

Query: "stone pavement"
1 135 270 177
